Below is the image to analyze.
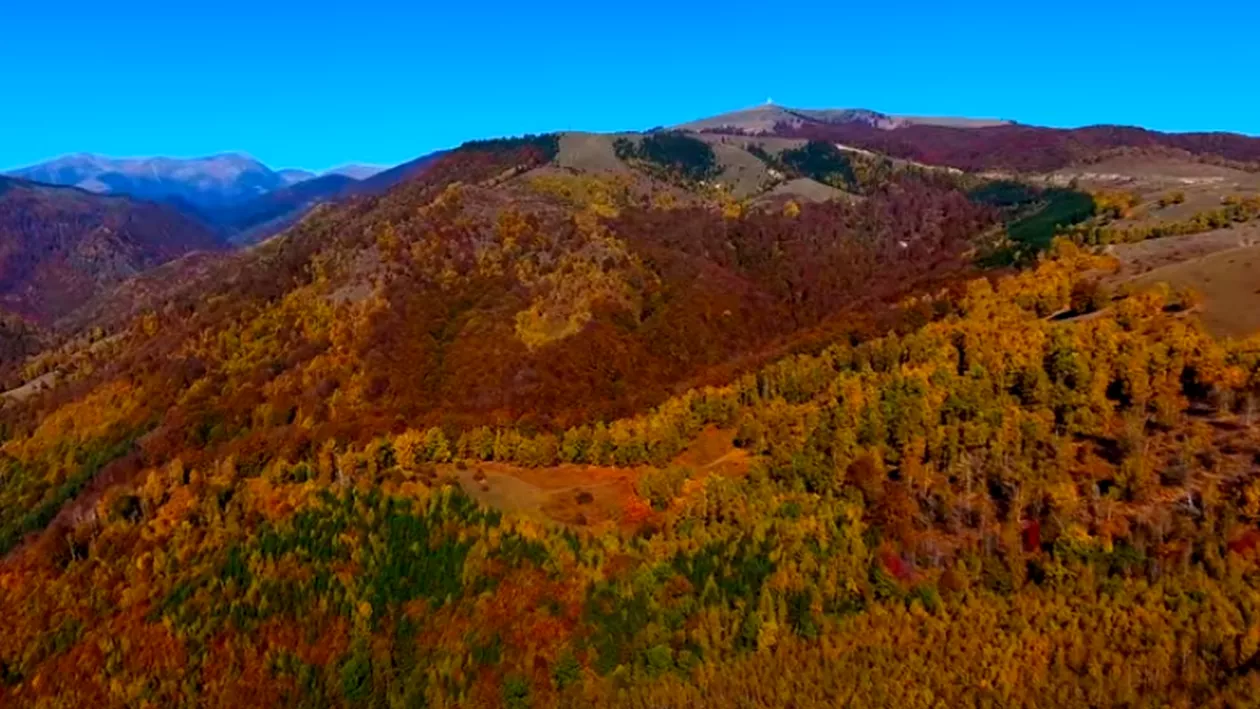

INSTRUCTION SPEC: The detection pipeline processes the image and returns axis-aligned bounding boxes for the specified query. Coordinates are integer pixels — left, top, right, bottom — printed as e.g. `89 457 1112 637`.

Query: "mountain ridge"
6 152 449 244
676 104 1015 133
323 164 386 180
7 152 295 214
679 105 1260 173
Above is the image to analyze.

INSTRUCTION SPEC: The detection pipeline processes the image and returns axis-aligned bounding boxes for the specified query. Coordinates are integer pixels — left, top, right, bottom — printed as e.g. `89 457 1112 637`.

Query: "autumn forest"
4 115 1260 709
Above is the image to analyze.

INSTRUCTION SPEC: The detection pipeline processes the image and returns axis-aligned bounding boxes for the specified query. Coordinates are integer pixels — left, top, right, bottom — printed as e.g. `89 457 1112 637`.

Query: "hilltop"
679 104 1260 173
676 104 1013 133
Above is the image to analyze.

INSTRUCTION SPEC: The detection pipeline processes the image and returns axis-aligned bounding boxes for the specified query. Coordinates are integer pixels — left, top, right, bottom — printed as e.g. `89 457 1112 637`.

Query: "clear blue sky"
4 0 1257 172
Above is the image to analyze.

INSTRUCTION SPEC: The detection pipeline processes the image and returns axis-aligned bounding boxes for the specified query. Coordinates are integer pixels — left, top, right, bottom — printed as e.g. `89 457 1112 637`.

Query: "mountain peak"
277 168 318 186
323 164 386 180
676 105 1014 134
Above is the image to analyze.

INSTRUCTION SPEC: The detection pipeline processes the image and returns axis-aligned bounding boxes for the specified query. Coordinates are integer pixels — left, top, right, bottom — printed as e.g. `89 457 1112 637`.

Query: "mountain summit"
323 164 386 180
676 104 1013 134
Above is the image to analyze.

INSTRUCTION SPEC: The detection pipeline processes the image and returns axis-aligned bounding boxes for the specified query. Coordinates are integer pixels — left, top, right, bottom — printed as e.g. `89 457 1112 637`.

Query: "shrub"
780 141 857 189
339 647 372 703
553 651 582 689
615 132 719 182
635 465 692 510
503 674 531 709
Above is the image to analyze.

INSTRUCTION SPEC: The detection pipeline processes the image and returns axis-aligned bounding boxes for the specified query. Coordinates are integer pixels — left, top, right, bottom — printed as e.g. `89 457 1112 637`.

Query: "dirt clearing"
448 427 750 528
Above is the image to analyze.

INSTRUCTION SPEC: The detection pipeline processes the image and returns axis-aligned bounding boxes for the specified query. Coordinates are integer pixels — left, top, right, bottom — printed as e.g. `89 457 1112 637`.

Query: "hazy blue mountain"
221 153 447 244
217 173 358 245
277 168 317 186
350 150 446 195
7 153 294 214
7 149 446 246
323 164 386 180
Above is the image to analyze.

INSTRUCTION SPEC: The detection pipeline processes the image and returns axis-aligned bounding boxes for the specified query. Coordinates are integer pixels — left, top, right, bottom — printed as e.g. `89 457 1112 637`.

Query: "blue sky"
3 0 1257 172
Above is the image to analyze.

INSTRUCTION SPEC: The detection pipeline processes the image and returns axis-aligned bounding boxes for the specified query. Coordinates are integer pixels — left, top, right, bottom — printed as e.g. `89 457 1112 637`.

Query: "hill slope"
213 173 359 245
324 164 386 180
350 149 446 194
4 224 1260 707
10 134 992 430
0 177 223 321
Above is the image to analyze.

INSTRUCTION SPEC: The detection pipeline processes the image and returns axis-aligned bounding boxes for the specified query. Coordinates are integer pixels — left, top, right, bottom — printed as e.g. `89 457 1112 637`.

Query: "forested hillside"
4 127 1260 708
770 120 1260 173
4 242 1260 707
0 177 223 322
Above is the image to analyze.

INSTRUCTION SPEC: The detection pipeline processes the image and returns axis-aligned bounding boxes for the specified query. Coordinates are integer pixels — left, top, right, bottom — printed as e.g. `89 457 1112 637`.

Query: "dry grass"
449 461 639 528
1053 154 1260 339
673 427 752 477
1047 154 1260 229
1107 223 1260 279
1126 242 1260 337
447 427 749 529
553 132 633 174
757 177 851 206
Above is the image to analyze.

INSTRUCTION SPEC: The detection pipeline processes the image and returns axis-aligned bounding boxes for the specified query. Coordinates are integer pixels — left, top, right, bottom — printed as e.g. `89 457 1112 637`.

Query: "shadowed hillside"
776 120 1260 173
680 105 1260 174
0 177 223 322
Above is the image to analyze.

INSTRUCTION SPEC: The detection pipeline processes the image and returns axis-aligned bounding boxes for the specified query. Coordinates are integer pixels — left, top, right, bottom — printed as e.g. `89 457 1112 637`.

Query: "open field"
1040 154 1260 339
1051 154 1260 188
1107 222 1260 278
1048 155 1260 228
554 131 633 173
449 427 750 528
1101 221 1260 337
450 461 638 527
756 177 850 205
1126 242 1260 337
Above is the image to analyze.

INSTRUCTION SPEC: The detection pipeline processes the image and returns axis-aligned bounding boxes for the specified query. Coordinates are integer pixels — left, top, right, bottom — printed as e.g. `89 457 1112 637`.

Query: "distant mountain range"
6 103 1260 326
278 168 317 185
7 154 388 206
7 154 407 244
325 164 386 180
8 153 302 212
213 173 358 245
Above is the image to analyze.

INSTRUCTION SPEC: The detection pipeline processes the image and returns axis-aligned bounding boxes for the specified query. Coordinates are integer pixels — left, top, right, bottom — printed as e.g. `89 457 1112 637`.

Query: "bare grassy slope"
1125 239 1260 337
1054 153 1260 337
